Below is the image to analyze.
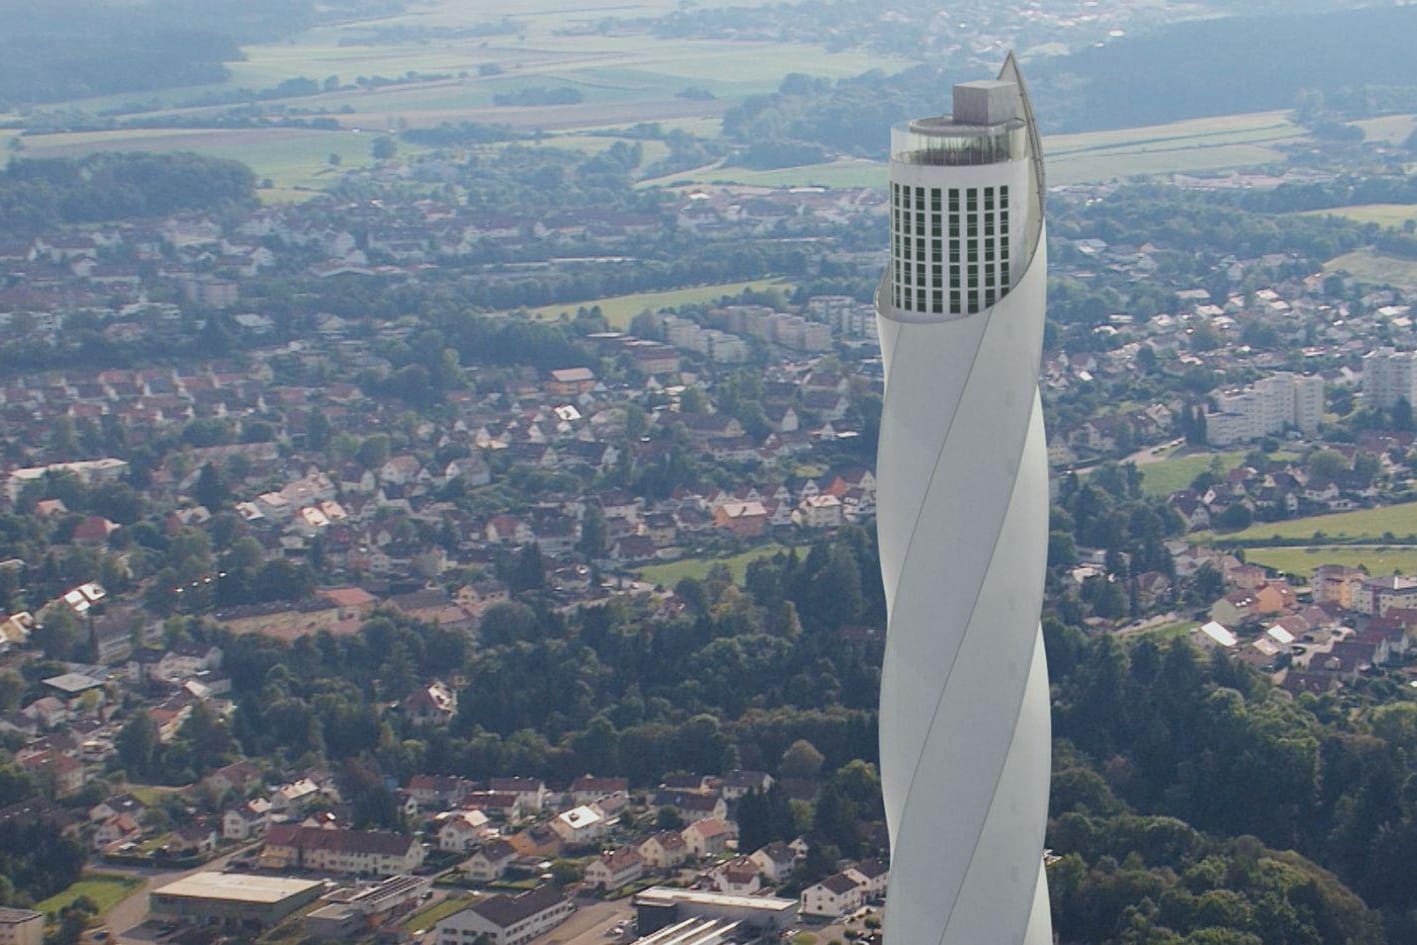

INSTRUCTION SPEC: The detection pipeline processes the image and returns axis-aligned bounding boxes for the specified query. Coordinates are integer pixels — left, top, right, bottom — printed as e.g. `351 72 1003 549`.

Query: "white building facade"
1363 347 1417 409
1206 372 1323 445
875 57 1052 945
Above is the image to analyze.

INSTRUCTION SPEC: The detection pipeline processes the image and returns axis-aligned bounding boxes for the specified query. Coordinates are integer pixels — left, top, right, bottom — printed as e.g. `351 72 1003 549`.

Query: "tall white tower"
874 54 1052 945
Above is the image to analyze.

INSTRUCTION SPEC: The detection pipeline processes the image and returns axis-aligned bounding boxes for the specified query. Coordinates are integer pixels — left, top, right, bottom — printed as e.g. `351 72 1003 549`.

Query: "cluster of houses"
1179 550 1417 694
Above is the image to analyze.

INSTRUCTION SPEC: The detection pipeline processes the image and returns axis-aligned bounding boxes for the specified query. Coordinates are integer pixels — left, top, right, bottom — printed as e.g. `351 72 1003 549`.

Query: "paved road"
536 899 634 945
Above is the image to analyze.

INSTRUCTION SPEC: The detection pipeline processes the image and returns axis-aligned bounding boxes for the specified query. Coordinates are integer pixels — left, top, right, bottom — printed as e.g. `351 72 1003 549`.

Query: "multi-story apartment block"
1363 347 1417 409
1206 372 1323 446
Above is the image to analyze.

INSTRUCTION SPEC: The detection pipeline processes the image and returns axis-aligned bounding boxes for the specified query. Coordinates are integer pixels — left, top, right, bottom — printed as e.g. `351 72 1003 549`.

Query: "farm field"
1352 112 1417 145
4 127 411 195
639 543 792 587
527 278 795 328
1325 249 1417 292
37 873 143 918
1305 203 1417 227
1227 501 1417 543
1045 110 1302 184
1244 545 1417 578
648 111 1309 191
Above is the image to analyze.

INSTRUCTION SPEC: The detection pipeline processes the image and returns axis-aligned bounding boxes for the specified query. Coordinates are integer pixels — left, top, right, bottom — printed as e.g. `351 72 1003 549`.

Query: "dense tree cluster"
0 153 256 235
1046 620 1417 942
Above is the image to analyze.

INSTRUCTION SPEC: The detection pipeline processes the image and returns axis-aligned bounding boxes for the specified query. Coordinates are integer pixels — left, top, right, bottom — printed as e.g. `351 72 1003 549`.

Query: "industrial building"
632 888 796 934
150 872 325 928
304 874 432 940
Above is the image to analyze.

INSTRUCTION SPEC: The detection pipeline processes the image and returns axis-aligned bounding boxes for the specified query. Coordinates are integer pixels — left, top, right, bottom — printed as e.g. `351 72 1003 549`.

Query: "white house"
801 871 866 918
550 805 608 846
638 830 690 871
437 810 491 853
584 848 644 891
465 839 518 882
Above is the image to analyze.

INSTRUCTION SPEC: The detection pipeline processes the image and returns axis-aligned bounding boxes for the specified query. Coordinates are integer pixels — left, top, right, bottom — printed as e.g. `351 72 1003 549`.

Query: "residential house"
437 811 492 853
507 824 562 859
261 825 425 876
222 799 272 841
585 848 644 891
403 681 458 726
750 842 797 883
681 818 734 859
801 872 865 918
847 859 889 900
465 839 518 882
720 771 773 801
638 831 690 871
550 805 608 847
710 856 761 895
488 778 547 813
569 775 629 807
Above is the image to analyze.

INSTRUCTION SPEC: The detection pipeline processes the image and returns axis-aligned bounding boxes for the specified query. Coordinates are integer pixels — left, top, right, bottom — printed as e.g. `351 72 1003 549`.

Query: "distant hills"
1029 5 1417 132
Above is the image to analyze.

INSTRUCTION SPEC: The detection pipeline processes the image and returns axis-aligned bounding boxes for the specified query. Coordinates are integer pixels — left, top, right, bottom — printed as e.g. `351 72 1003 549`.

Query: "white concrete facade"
875 56 1052 945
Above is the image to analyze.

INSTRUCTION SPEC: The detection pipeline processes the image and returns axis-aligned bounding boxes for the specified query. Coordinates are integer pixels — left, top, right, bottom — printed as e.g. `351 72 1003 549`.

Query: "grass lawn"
792 934 819 945
403 895 476 932
527 278 794 328
1227 501 1417 543
1135 449 1299 497
1325 250 1417 293
1245 545 1417 577
639 543 792 587
37 873 143 918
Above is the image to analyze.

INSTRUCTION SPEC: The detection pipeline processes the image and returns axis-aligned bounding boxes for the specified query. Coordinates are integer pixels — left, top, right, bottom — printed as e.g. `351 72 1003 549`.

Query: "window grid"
892 182 1016 316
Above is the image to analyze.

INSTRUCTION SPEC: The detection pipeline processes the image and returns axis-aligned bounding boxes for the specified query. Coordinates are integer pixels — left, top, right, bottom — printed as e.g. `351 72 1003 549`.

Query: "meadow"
1244 545 1417 578
1305 204 1417 228
1227 501 1417 543
527 278 795 328
1324 250 1417 293
37 873 143 917
638 543 793 587
4 127 414 195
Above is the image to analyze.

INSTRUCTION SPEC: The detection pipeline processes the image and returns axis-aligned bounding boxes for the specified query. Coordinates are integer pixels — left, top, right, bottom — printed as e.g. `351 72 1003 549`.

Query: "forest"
0 153 256 235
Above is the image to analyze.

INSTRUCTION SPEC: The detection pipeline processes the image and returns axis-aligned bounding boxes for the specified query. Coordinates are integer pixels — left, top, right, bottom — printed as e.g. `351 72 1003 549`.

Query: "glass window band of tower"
891 121 1027 167
890 182 1012 317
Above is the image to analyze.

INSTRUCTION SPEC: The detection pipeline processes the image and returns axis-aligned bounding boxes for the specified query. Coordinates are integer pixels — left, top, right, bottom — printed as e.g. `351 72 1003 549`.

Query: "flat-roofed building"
150 873 325 928
0 908 43 945
632 888 796 935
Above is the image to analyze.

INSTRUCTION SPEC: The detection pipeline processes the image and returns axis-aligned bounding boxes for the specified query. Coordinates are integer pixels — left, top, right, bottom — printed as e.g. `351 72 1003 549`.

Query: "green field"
8 127 412 195
1044 111 1302 185
37 873 143 917
1352 113 1417 145
639 543 792 587
528 278 795 328
1245 545 1417 578
1228 501 1417 543
648 111 1309 191
1325 250 1417 292
1304 204 1417 227
1136 449 1300 497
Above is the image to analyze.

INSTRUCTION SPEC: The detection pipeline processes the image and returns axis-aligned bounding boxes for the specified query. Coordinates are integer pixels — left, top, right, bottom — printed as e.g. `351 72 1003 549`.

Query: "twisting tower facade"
874 55 1052 945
